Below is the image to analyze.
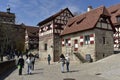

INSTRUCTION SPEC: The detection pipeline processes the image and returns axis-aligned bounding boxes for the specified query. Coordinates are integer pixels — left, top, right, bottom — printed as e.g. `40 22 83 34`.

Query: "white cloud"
7 0 86 25
8 0 22 8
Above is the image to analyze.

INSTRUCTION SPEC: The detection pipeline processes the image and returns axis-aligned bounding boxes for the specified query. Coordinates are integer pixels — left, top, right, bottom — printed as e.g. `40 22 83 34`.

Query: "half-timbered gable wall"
53 10 73 61
95 16 114 60
39 8 73 62
107 4 120 50
39 21 53 37
39 21 54 61
114 25 120 49
96 18 112 30
54 10 73 25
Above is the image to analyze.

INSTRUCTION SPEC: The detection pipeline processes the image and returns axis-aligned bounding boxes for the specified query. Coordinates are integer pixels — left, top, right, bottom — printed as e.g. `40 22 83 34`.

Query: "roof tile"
107 4 120 23
61 6 112 35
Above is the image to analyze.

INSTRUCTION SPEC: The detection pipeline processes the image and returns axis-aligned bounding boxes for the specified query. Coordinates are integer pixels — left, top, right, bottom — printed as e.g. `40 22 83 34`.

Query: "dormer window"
116 16 120 22
100 17 107 23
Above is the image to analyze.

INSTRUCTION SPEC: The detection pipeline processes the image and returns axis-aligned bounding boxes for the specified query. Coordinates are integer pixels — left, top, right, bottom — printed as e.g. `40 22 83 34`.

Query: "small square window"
84 35 90 45
44 43 47 50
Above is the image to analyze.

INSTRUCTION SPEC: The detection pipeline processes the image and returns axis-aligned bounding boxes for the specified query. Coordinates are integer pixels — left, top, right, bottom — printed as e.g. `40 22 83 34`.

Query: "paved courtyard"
1 53 120 80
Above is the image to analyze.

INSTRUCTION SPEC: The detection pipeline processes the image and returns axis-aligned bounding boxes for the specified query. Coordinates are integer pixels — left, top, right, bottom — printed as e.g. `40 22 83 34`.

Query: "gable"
61 6 105 35
54 9 73 25
96 17 112 30
38 8 73 26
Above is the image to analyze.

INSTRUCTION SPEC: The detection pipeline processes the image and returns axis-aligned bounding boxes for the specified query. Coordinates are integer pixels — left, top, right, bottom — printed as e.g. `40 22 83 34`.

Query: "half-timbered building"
61 6 115 62
24 25 39 51
107 4 120 50
37 8 73 62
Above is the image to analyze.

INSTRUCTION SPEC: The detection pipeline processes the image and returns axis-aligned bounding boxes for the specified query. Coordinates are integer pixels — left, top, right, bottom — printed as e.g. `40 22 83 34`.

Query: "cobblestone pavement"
2 53 120 80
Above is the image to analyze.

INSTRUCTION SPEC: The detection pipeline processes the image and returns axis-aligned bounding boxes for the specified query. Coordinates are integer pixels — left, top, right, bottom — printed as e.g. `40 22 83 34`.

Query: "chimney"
87 6 93 12
7 5 10 13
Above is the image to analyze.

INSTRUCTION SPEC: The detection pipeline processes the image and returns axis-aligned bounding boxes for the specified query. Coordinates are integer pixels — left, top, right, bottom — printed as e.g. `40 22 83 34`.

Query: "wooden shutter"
68 38 71 46
90 34 94 44
74 39 78 51
80 36 83 45
62 39 65 46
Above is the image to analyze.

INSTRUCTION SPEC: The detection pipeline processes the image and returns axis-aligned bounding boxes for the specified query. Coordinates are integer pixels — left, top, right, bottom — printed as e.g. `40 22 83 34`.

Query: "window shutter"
62 39 65 46
68 38 71 46
74 39 78 51
80 36 83 45
90 34 94 44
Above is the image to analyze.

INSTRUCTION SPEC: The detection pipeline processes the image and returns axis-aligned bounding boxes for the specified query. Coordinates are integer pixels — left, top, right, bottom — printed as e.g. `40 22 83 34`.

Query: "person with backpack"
17 56 24 75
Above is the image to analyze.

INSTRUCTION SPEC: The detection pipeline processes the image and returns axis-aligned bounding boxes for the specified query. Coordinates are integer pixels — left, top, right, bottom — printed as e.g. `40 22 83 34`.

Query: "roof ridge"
61 5 112 35
73 5 105 18
37 7 73 26
108 3 120 9
102 6 111 16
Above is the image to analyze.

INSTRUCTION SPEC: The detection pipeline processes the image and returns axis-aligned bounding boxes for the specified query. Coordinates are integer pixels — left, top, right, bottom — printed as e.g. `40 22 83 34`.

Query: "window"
65 39 68 44
117 16 120 22
84 35 90 45
44 43 47 50
100 18 107 23
103 37 105 44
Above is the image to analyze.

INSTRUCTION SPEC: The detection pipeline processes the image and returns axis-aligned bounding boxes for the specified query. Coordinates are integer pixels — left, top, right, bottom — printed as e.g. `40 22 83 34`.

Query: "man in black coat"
17 56 24 75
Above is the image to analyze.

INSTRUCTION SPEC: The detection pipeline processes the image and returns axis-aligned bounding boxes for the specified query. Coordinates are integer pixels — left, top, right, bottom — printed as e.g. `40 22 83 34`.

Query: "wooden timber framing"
114 24 120 49
38 8 74 62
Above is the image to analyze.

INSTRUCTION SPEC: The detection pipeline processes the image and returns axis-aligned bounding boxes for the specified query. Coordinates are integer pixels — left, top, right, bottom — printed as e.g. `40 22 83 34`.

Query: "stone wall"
0 60 16 75
39 33 53 61
61 28 114 62
62 30 95 62
95 29 114 60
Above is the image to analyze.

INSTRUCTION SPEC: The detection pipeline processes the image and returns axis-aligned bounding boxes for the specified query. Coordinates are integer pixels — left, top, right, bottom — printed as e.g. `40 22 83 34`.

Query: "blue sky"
0 0 120 26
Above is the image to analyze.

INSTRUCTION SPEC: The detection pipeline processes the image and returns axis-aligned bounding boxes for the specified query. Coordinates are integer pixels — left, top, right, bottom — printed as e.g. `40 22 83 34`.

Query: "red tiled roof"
25 26 39 38
37 8 74 26
0 12 15 18
107 4 120 24
61 6 113 35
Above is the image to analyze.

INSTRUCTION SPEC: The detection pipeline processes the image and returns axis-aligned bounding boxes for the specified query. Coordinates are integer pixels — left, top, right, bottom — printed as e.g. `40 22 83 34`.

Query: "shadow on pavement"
23 72 43 75
69 70 79 73
0 67 17 80
63 70 79 73
31 72 44 75
35 68 44 70
63 78 75 80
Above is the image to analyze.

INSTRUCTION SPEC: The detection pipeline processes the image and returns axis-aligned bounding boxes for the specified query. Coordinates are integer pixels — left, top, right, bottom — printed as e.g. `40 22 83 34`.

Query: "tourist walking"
31 56 35 70
26 56 32 74
17 56 24 75
65 54 70 72
47 54 51 65
59 54 65 73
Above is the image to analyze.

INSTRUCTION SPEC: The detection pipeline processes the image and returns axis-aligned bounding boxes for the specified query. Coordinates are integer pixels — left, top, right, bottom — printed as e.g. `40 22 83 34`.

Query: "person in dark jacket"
59 54 65 73
17 56 24 75
47 54 51 65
